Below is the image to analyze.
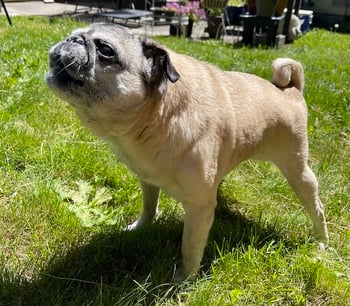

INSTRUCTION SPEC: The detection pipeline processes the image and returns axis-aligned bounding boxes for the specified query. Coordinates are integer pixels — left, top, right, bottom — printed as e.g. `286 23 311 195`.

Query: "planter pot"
189 20 206 39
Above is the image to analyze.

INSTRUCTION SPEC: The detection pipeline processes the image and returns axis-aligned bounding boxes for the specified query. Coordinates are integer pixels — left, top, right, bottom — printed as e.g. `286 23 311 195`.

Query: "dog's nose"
67 35 85 45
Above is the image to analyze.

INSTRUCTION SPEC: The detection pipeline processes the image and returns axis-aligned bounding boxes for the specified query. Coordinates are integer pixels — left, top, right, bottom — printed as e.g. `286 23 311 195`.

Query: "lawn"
0 16 349 305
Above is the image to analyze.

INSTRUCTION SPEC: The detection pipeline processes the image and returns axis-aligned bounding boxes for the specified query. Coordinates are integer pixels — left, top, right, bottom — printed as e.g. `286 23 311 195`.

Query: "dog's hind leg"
275 154 329 249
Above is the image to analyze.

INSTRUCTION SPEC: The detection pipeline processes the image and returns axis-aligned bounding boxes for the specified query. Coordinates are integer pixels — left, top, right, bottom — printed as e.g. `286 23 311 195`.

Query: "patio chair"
223 5 246 38
201 0 228 39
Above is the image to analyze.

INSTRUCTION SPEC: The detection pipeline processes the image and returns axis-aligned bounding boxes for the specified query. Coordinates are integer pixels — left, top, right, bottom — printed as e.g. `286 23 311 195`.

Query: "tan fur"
46 23 328 280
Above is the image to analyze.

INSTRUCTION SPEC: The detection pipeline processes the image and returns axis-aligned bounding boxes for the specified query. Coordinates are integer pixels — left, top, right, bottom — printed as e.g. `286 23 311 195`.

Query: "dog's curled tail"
271 58 304 93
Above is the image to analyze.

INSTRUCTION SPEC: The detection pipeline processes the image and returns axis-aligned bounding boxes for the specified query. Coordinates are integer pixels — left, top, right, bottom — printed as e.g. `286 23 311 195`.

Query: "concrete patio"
1 1 239 41
1 1 198 37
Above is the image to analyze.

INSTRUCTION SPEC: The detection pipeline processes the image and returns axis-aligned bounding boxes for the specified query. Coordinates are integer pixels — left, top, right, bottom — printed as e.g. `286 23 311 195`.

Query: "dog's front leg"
175 201 216 281
127 180 160 230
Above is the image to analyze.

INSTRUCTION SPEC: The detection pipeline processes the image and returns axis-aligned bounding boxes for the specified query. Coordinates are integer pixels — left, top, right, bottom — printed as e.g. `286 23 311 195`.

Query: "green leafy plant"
227 0 246 6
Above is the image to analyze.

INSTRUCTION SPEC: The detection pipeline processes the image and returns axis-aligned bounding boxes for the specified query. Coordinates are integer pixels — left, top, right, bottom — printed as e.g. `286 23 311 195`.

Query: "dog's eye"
99 45 114 58
95 40 116 62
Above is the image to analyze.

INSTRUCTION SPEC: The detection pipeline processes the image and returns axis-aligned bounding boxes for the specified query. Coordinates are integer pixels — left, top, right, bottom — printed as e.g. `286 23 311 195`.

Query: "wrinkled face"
46 23 179 110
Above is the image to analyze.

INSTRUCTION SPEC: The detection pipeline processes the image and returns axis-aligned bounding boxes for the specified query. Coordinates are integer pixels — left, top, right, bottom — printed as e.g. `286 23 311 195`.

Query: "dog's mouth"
51 56 85 87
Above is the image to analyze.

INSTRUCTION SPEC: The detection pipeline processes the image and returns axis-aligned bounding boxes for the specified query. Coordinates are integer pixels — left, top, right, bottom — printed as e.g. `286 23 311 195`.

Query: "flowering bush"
164 1 206 22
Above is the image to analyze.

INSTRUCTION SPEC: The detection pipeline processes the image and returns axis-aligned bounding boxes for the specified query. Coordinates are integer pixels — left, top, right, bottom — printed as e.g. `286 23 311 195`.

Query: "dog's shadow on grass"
2 190 293 305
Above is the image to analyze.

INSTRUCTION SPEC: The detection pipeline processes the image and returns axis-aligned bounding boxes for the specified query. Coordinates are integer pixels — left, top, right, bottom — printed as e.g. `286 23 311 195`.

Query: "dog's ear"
141 39 180 94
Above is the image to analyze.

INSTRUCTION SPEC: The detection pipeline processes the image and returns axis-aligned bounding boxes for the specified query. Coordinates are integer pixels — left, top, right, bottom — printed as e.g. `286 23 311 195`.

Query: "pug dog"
46 23 328 281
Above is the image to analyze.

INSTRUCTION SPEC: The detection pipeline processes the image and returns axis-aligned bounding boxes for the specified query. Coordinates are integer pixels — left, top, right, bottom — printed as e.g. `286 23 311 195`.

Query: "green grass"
0 16 349 305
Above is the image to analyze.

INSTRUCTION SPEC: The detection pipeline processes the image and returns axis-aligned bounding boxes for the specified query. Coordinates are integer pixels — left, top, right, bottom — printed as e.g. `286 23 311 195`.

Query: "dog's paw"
318 242 327 251
126 215 154 231
315 233 329 251
174 266 187 282
126 220 140 231
173 265 196 282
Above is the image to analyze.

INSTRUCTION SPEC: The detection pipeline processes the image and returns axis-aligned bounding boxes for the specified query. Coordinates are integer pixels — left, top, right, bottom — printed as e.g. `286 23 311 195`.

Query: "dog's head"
46 23 180 109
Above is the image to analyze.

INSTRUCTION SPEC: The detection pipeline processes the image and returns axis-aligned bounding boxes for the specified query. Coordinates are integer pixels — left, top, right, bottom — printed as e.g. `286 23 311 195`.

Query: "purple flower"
164 1 206 20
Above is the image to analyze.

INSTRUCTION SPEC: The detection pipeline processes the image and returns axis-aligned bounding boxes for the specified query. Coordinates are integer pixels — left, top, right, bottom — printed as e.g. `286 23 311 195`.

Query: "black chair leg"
1 0 12 25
